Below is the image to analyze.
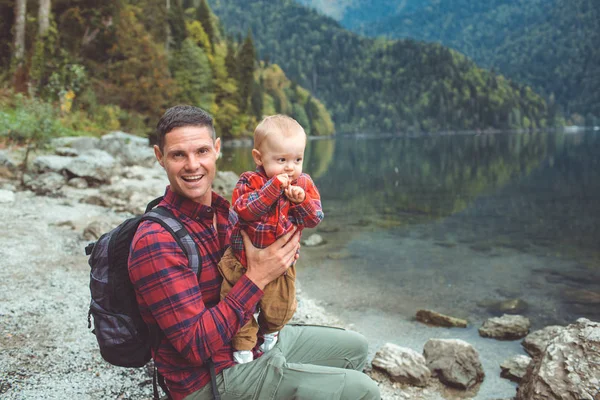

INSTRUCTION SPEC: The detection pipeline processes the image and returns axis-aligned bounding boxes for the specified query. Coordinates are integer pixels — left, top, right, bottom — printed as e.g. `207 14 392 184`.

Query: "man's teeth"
182 175 203 181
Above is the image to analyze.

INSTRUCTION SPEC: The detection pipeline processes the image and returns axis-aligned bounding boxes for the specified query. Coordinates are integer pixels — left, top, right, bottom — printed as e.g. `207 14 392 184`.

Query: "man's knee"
343 369 380 400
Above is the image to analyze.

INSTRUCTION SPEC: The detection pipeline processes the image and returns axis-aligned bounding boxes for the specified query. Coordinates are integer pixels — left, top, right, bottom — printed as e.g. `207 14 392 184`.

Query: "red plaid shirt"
128 187 262 400
229 167 324 267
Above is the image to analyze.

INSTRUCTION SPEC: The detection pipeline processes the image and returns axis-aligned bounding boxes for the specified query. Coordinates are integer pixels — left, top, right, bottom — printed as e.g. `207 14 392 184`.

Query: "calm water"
220 130 600 398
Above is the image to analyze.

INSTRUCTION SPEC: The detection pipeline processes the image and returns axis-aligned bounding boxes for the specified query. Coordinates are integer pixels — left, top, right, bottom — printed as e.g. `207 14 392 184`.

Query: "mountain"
299 0 600 124
211 0 558 134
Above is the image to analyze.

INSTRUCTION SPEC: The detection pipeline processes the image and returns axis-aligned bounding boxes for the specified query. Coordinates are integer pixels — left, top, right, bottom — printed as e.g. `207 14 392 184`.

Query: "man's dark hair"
156 105 216 152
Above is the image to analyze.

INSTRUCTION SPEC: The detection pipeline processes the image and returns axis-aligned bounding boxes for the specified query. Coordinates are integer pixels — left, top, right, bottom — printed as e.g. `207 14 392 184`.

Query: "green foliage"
351 0 599 122
170 38 214 109
237 31 256 112
100 5 177 118
168 0 188 50
258 63 335 136
0 0 336 139
211 0 560 133
197 0 216 51
0 94 79 173
187 20 212 55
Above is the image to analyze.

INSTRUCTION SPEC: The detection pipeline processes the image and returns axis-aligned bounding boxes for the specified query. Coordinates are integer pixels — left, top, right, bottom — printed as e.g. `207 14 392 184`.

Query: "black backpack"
85 197 200 368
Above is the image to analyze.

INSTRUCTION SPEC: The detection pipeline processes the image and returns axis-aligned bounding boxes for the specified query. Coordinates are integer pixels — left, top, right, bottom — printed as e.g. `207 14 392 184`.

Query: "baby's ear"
252 149 263 166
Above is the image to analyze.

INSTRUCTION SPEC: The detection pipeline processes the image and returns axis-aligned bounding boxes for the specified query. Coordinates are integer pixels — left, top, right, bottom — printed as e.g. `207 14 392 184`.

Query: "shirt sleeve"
128 227 263 364
232 172 284 222
289 174 324 228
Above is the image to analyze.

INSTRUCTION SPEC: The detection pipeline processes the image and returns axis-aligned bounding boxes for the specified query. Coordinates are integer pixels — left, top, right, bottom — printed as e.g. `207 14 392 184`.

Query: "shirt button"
206 207 213 213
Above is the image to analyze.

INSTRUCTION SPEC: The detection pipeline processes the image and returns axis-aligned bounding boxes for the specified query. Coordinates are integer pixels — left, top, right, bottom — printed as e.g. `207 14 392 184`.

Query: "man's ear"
252 149 263 166
214 137 221 158
154 145 164 167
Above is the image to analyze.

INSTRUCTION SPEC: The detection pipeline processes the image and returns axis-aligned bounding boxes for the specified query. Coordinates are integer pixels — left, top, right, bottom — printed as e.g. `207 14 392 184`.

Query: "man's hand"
276 174 290 188
285 185 305 204
242 228 300 290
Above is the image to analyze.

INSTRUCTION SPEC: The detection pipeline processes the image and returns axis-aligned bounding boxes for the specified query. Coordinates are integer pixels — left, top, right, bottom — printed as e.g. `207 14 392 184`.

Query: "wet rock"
327 251 352 260
371 343 430 387
303 233 325 247
23 172 66 195
480 298 529 314
415 309 467 328
516 318 600 400
479 314 530 340
500 355 531 382
318 225 340 233
562 288 600 304
0 189 15 203
521 325 564 358
423 338 484 390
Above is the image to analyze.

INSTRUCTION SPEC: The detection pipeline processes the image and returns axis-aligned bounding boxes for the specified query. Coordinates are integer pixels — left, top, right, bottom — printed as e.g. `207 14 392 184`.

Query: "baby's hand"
285 185 305 204
276 174 290 188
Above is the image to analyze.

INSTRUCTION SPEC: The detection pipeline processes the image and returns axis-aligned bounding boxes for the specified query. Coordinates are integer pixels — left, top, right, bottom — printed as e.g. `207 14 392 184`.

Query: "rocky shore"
1 133 599 400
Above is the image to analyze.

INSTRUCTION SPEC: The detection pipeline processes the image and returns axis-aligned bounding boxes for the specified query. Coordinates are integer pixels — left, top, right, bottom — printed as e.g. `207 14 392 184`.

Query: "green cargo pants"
184 324 381 400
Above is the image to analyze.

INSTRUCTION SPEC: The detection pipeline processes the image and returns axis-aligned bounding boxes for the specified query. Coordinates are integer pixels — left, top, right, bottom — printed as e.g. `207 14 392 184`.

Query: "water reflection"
219 131 600 326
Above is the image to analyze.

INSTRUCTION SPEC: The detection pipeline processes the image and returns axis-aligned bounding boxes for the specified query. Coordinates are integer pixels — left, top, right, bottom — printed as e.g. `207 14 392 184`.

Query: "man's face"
154 125 220 206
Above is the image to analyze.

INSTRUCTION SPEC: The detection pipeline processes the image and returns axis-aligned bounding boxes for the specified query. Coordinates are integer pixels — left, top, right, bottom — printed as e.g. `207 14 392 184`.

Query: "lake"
219 129 600 398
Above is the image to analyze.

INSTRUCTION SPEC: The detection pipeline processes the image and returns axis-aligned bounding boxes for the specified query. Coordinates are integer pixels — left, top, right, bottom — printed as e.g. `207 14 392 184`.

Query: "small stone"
303 233 325 247
416 309 468 328
0 189 15 203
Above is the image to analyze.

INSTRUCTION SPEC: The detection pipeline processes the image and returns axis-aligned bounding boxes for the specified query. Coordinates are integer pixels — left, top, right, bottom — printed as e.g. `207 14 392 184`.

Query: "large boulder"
521 325 564 358
371 343 431 387
65 149 116 183
98 131 156 167
32 155 72 173
22 172 66 195
516 318 600 400
423 338 485 390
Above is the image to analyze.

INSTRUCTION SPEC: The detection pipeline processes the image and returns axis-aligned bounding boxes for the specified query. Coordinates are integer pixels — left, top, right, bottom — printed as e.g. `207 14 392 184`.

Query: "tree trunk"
12 0 27 92
38 0 51 37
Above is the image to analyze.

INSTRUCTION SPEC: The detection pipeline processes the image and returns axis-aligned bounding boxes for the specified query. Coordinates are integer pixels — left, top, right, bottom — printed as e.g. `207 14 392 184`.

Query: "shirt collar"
255 166 268 179
163 186 230 221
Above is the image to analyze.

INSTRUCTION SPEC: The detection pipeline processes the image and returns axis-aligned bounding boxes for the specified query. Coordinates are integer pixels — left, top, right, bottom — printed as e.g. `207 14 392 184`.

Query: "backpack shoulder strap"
142 207 201 276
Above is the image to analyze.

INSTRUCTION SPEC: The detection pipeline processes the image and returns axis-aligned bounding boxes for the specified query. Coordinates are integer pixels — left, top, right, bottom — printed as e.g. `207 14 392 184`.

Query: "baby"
219 115 324 364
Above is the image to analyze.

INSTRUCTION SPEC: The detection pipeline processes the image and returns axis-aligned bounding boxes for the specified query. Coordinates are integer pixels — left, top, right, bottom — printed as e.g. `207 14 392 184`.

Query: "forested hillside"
212 0 560 133
0 0 334 139
301 0 600 125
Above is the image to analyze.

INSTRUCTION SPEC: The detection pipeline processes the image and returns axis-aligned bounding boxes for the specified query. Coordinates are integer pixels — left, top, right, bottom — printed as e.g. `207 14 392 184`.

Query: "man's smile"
181 174 204 182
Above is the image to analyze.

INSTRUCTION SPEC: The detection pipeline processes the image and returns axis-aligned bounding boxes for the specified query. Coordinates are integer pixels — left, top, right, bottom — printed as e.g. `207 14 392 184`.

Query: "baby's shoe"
260 331 279 352
233 350 254 364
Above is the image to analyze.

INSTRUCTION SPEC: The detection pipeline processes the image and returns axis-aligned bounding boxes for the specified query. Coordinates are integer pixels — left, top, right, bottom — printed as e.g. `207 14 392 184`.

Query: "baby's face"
258 129 306 182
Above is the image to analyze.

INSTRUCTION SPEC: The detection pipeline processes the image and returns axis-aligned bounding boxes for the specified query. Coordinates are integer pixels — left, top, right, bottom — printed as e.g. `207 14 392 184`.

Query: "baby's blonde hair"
254 115 306 151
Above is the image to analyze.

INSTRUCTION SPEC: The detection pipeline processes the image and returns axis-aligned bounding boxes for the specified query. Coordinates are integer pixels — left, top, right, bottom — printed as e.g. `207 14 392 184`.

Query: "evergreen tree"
237 31 256 112
171 38 213 109
168 0 187 50
225 39 237 79
196 0 215 52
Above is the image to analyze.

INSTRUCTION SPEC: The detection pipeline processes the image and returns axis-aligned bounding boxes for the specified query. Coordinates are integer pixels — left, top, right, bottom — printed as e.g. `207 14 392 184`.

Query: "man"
129 105 380 400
